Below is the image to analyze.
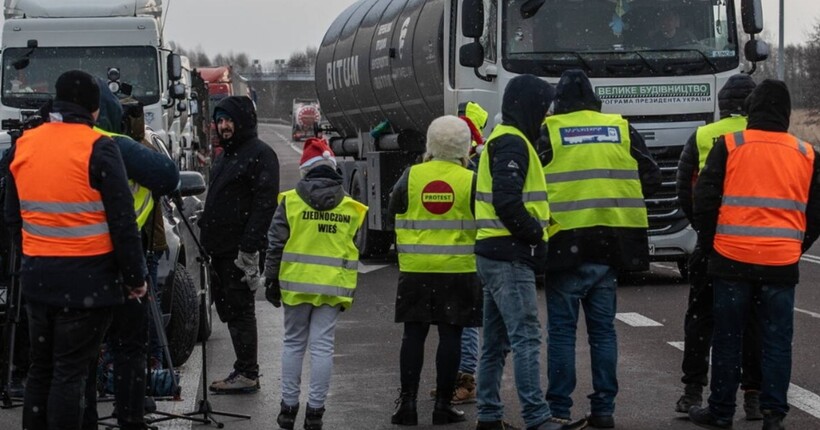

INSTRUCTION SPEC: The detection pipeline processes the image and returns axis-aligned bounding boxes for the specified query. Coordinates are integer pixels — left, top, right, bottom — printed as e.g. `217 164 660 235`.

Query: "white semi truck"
316 0 769 272
0 0 196 169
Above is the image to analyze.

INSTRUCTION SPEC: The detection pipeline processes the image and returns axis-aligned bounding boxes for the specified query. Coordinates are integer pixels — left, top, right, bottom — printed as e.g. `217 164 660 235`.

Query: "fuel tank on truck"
316 0 445 141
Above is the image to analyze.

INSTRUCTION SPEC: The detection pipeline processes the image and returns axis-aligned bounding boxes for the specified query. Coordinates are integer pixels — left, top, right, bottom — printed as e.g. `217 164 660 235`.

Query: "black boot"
304 405 325 430
433 396 466 425
391 388 418 426
277 401 299 430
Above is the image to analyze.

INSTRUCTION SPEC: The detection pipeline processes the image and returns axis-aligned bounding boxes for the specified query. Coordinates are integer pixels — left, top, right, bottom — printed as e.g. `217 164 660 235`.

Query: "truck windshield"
2 46 160 108
503 0 738 77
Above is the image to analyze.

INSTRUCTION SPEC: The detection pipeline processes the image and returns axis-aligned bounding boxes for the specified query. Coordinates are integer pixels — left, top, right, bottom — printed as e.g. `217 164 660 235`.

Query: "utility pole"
777 0 785 80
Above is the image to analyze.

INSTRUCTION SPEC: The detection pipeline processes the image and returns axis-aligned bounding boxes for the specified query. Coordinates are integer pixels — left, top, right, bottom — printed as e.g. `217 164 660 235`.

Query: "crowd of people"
0 66 817 430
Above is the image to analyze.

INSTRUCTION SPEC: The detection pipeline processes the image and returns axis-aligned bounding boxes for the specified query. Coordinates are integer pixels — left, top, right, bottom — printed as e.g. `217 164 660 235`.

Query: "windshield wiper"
528 51 593 73
637 48 719 73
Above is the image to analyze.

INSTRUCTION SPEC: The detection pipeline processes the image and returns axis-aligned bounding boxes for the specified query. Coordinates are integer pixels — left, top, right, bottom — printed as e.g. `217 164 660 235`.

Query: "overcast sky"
3 0 817 62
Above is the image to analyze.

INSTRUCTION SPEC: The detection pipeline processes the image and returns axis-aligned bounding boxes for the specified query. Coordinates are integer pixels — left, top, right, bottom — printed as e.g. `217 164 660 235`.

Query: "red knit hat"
300 137 336 169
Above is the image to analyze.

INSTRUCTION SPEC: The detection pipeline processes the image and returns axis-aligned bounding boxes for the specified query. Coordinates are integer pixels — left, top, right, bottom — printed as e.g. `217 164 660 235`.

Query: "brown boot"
451 372 476 405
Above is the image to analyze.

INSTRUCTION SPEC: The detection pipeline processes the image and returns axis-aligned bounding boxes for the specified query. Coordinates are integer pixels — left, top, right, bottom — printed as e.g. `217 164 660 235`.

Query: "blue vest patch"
559 126 622 145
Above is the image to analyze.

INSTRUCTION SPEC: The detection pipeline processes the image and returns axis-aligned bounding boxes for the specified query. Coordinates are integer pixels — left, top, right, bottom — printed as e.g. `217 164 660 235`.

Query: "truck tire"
163 264 200 367
197 266 213 342
350 169 393 258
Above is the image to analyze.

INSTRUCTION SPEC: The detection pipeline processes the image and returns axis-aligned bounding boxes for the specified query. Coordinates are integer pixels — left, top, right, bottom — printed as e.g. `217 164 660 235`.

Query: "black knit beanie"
55 70 100 113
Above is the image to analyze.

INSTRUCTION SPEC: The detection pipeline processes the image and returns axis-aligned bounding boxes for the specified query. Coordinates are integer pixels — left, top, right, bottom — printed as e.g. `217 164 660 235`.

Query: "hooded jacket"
264 165 346 279
693 80 820 284
538 69 661 271
199 96 279 256
677 74 755 221
3 101 146 308
474 74 554 269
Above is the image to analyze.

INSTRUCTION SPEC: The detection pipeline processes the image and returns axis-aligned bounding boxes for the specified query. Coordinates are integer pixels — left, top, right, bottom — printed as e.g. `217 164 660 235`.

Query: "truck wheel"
197 266 213 342
350 169 393 258
163 263 200 367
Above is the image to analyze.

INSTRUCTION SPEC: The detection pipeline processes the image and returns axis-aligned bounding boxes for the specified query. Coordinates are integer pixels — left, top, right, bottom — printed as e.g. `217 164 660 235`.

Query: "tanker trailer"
317 0 769 262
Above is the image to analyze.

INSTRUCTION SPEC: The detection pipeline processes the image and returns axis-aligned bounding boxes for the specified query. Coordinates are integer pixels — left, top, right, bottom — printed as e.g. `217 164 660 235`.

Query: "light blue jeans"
475 255 552 428
460 327 480 375
545 263 618 419
281 303 341 409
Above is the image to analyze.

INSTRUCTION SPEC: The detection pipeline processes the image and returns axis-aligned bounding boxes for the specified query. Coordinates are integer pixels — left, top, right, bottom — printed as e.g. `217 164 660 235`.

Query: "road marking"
668 342 820 419
788 384 820 419
801 254 820 265
260 124 303 154
615 312 663 327
796 307 820 319
359 262 390 274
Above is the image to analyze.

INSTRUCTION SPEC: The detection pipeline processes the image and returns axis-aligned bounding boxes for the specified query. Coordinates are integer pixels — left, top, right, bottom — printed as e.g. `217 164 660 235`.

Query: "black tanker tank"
315 0 445 143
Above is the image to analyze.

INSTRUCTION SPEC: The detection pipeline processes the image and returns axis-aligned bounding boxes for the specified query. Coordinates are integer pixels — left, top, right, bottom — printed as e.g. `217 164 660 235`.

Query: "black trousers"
212 256 258 377
399 322 463 398
24 302 112 430
82 297 149 430
681 253 762 389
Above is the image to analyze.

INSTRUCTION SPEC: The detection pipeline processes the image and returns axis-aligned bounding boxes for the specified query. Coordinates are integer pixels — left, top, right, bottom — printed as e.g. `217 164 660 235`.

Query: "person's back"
540 69 658 428
689 79 820 429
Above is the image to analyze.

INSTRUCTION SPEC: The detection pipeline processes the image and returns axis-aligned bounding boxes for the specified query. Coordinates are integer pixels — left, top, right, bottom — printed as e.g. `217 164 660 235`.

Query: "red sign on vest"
421 180 455 215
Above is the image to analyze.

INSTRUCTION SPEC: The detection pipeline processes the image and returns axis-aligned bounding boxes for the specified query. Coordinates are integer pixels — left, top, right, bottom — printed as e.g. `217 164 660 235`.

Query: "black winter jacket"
693 80 820 284
473 75 554 269
199 96 279 256
539 70 661 271
3 102 147 308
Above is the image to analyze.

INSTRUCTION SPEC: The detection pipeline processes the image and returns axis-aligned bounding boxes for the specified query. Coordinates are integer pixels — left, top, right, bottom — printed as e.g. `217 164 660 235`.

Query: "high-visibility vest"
395 160 476 273
94 126 154 229
11 122 114 257
475 124 550 241
544 110 647 235
695 116 747 170
715 131 814 265
278 190 368 309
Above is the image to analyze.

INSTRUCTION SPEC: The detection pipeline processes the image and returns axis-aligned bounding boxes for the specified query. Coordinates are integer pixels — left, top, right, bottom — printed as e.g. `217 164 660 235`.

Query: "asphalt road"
3 123 820 430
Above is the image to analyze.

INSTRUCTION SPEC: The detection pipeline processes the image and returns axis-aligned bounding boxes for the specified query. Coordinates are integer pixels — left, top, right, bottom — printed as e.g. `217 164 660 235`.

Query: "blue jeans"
546 263 618 418
708 278 794 420
460 327 480 375
475 255 552 427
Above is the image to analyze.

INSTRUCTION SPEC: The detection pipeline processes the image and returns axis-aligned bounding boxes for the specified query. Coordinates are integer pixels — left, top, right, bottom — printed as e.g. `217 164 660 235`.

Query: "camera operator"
3 70 147 430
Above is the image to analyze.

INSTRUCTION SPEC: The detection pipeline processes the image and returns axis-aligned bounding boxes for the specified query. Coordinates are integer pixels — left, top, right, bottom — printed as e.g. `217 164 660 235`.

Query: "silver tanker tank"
315 0 445 151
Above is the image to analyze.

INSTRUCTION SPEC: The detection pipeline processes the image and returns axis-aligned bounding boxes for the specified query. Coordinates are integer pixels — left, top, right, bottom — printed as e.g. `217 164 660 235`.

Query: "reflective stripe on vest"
475 124 550 241
11 122 114 257
695 116 747 170
544 110 647 236
278 190 367 309
93 127 155 229
714 131 814 265
395 160 477 273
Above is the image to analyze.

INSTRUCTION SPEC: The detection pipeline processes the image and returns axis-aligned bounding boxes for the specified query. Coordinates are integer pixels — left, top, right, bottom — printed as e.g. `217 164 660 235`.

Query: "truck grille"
646 145 689 236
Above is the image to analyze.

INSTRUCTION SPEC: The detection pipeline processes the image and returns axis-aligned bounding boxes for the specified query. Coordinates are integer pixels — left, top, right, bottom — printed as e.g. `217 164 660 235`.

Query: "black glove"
265 278 282 308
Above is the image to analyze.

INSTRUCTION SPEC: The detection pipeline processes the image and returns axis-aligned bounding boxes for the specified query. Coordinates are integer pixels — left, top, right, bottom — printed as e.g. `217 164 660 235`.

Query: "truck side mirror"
462 0 484 38
744 39 769 62
741 0 763 35
177 171 206 196
170 83 186 100
460 42 485 68
168 53 183 81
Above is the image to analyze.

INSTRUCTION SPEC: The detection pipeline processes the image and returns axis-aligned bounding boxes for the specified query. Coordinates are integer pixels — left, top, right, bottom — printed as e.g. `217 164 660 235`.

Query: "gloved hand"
234 250 262 290
265 278 282 308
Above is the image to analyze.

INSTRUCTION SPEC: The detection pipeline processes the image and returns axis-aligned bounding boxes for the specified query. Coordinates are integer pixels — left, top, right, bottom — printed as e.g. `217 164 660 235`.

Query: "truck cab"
0 0 193 165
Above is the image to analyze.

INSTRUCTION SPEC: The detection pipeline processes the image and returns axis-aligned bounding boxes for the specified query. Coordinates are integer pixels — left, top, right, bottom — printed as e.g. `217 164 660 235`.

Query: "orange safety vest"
10 122 114 257
714 130 814 265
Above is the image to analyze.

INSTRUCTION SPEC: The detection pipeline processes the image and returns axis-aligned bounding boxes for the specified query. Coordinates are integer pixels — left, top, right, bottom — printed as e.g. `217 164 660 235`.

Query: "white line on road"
796 307 820 319
668 341 820 419
801 254 820 264
358 262 390 274
615 312 664 327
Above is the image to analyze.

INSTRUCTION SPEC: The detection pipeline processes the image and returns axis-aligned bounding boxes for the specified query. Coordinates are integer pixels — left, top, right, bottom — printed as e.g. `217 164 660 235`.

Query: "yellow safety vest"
695 116 748 170
278 190 368 310
93 127 154 229
544 110 647 234
475 124 550 241
395 160 476 273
